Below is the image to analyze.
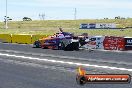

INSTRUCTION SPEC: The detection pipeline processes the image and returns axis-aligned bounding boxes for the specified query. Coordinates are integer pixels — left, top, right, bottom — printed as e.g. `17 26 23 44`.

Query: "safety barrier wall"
103 36 132 51
0 34 49 44
0 34 12 43
12 34 32 44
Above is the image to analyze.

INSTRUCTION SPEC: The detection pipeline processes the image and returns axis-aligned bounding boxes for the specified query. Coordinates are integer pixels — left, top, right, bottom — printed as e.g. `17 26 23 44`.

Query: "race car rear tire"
72 42 79 51
65 42 79 51
65 44 73 51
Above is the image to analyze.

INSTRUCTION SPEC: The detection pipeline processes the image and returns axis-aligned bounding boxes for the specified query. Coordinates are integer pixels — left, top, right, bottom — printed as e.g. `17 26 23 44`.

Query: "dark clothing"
61 32 72 36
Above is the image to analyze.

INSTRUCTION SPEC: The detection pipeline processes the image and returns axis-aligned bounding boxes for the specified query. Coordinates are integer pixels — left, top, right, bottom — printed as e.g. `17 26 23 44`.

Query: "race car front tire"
33 41 40 48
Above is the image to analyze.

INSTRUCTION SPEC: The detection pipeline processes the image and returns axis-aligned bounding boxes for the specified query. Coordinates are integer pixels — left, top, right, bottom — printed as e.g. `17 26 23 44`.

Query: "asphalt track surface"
0 43 132 88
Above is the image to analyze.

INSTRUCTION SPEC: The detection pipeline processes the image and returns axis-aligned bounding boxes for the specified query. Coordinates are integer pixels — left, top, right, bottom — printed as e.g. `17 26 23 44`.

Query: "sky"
0 0 132 21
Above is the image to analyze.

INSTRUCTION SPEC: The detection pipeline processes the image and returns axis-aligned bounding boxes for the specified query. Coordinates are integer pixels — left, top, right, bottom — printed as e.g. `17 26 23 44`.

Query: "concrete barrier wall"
0 34 12 43
0 34 49 44
12 34 32 44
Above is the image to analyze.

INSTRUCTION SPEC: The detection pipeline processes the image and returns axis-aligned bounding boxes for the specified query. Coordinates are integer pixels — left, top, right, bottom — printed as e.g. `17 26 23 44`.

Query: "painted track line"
0 53 132 72
0 49 132 66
